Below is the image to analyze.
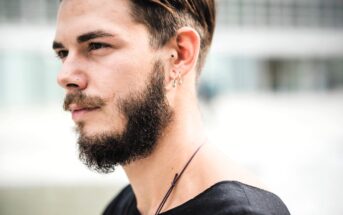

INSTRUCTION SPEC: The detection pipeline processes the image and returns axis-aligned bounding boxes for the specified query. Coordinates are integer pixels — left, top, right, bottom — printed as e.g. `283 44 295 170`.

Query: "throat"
154 144 204 214
123 140 206 215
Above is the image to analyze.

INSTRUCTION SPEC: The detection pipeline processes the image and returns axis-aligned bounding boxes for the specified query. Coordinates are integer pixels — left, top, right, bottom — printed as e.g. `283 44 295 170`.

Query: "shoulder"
165 181 290 215
102 185 137 215
224 181 291 215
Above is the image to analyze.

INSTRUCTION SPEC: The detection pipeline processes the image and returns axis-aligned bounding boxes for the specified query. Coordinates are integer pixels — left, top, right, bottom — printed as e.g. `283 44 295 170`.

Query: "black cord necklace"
154 144 204 215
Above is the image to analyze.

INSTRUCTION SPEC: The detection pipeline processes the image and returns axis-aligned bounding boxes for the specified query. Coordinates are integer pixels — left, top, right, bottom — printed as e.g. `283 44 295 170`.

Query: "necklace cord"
154 144 204 215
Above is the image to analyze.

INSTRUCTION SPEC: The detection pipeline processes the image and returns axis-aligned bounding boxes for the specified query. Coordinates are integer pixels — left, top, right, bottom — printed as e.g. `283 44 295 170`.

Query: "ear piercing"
173 72 183 88
173 79 177 88
171 55 182 88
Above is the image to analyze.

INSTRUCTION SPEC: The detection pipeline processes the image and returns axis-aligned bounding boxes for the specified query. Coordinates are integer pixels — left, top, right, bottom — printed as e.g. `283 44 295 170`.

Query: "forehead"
55 0 142 42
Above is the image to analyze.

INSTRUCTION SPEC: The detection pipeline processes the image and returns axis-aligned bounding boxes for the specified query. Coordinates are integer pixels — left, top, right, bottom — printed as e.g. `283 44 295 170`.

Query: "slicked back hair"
129 0 216 78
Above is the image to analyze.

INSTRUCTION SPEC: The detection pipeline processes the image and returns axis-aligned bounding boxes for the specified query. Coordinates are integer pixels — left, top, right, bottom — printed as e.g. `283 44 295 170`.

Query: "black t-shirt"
103 181 290 215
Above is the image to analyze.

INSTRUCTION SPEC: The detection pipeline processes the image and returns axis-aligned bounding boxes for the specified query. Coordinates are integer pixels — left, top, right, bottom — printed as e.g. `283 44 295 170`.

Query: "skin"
54 0 263 214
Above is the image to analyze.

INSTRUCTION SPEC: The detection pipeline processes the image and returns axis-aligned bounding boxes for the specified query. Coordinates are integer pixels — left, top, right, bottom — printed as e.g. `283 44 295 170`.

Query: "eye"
88 42 111 51
56 50 68 59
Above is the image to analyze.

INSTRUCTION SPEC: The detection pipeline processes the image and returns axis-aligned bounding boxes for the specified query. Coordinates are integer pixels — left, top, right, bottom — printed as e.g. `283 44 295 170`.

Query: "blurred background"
1 0 343 214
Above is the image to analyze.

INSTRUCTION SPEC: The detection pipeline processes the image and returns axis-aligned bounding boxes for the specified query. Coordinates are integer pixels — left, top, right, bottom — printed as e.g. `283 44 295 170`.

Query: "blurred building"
205 0 343 98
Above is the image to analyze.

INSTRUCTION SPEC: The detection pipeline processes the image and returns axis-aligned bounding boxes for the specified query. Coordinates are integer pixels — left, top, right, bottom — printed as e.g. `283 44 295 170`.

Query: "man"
53 0 290 214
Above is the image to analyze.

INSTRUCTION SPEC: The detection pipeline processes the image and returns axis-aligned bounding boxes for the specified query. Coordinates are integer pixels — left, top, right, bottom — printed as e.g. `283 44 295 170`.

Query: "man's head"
53 0 216 172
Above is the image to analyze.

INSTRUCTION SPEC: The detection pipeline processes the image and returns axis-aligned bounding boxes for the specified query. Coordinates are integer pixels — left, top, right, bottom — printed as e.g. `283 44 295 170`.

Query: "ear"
167 27 201 86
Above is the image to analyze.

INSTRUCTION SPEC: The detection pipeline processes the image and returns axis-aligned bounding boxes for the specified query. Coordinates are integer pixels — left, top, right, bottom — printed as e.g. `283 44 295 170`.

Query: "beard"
63 60 173 173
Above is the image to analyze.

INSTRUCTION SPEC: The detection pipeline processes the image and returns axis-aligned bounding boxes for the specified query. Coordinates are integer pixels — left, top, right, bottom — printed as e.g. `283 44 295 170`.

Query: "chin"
75 122 94 136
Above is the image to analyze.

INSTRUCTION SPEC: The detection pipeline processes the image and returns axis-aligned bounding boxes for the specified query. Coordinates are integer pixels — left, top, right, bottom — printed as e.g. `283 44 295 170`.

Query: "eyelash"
88 42 111 51
55 42 111 60
56 50 68 59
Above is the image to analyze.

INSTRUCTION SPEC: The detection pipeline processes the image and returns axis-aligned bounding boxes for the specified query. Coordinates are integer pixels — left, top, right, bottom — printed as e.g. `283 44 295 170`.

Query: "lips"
68 104 100 121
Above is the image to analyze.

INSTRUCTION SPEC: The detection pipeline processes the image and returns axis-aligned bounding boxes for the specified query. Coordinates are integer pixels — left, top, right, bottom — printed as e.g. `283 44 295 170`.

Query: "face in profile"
54 0 173 173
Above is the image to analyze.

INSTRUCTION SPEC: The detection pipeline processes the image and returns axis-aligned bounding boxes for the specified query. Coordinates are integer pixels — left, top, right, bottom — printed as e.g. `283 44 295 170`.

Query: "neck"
123 100 206 215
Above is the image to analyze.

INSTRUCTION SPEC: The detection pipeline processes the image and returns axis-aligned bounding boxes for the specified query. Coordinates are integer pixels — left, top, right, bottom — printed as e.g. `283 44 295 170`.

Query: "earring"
173 79 177 88
172 72 182 88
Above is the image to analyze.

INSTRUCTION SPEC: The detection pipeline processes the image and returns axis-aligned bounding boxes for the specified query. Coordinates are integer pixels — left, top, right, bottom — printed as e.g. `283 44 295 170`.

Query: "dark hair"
129 0 216 78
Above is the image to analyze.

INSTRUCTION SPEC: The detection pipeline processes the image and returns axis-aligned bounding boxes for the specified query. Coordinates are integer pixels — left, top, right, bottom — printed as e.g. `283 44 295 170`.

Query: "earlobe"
165 69 182 90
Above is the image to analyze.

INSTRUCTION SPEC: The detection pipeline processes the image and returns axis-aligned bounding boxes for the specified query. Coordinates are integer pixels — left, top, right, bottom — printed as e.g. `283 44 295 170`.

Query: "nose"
57 56 88 92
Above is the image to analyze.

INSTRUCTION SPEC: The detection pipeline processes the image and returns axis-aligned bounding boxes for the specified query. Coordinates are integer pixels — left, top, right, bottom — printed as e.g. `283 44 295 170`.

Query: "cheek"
111 49 155 83
91 58 149 97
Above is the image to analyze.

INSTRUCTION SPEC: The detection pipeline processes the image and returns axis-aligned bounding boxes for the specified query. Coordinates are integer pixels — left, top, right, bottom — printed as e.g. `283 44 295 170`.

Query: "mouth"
69 105 101 121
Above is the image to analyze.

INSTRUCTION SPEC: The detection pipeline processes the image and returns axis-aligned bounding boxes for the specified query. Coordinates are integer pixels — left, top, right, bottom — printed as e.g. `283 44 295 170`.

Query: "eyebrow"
52 41 65 50
77 30 114 43
52 30 114 50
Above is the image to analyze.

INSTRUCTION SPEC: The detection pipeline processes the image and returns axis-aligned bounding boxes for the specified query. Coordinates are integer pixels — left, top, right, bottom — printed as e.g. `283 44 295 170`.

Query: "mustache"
63 91 106 111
